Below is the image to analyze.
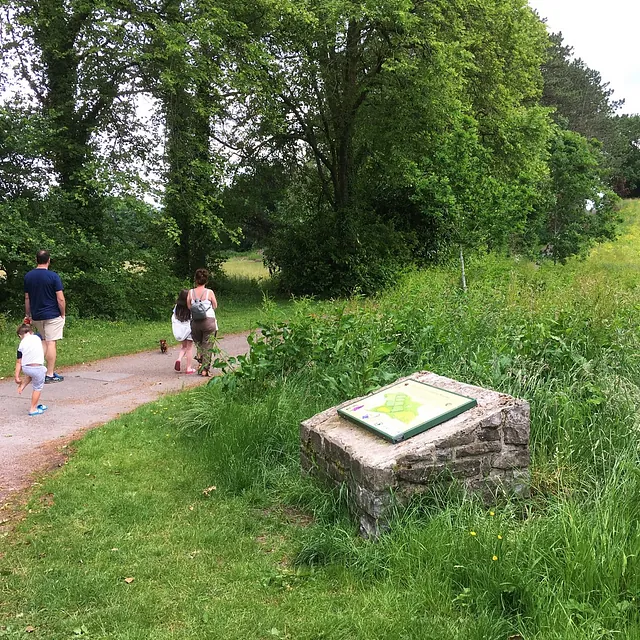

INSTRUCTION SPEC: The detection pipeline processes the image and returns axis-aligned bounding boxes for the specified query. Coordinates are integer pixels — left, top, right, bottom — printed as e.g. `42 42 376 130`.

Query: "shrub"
0 193 183 319
264 205 413 298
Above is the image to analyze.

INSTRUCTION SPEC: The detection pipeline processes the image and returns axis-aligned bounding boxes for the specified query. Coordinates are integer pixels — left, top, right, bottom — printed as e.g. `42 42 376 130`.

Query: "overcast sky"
529 0 640 115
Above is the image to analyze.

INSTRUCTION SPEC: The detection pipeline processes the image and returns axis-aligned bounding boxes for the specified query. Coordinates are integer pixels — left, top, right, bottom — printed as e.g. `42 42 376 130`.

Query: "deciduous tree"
250 0 551 294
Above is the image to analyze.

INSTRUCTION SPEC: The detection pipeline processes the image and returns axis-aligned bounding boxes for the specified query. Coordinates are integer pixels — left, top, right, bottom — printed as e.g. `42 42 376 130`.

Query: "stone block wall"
300 371 530 537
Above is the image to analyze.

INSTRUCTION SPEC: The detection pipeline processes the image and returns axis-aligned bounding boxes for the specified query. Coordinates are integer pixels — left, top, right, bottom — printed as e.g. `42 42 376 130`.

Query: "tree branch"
278 91 334 176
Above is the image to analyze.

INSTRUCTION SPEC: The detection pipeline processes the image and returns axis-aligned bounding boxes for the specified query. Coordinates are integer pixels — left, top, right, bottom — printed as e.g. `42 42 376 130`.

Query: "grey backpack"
190 289 209 320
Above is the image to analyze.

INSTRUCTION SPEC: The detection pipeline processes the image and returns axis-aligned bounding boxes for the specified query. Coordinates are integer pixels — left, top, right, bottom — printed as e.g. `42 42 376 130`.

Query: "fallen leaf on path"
26 626 36 632
124 577 134 584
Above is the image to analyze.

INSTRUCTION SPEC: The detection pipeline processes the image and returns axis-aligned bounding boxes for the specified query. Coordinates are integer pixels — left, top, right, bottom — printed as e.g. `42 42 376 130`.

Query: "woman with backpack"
187 268 218 376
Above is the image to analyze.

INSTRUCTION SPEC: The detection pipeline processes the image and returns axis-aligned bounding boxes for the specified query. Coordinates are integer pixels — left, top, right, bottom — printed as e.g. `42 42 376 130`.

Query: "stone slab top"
301 371 528 469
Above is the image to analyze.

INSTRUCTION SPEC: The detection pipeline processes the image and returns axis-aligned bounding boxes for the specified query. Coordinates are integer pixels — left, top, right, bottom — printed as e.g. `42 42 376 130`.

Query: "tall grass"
176 200 640 636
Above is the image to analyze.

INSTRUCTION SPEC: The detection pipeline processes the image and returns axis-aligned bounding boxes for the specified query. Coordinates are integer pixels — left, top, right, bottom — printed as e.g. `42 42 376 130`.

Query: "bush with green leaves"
210 298 398 398
532 128 621 263
0 193 182 319
264 198 413 297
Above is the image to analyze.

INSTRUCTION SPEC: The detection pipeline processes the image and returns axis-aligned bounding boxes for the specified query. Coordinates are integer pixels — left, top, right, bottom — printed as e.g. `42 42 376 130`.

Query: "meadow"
2 202 640 639
221 250 270 280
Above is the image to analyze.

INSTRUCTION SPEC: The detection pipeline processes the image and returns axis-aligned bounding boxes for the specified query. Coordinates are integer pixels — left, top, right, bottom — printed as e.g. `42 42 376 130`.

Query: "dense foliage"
0 0 636 311
0 192 181 318
532 128 620 263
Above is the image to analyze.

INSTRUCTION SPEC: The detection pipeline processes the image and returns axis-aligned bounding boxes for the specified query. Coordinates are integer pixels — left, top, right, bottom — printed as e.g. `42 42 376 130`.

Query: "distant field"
221 253 270 280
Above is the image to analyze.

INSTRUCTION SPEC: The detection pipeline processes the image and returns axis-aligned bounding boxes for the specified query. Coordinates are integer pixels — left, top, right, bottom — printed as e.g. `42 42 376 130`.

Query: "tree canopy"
0 0 633 312
541 31 640 197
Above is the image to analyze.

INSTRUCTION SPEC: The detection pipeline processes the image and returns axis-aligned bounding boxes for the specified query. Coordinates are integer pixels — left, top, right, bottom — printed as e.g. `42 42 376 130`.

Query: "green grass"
4 201 640 638
0 388 534 640
222 252 270 280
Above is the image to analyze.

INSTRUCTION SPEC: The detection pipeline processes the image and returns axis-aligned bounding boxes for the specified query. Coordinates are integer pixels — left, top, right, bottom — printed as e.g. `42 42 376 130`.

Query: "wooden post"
459 246 467 292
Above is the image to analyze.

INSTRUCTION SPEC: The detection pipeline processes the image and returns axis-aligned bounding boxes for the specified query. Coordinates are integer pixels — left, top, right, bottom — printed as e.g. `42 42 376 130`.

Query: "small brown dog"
159 339 168 354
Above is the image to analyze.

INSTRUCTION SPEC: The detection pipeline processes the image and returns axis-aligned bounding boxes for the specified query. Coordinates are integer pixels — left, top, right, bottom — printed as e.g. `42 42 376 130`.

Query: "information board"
337 379 477 443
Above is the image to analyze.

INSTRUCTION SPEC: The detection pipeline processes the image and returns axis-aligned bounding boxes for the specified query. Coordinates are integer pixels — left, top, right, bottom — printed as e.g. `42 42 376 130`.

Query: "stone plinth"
300 371 530 537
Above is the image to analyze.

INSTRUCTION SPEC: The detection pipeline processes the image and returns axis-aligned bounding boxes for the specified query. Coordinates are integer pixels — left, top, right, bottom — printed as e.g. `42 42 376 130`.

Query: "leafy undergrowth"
3 201 640 638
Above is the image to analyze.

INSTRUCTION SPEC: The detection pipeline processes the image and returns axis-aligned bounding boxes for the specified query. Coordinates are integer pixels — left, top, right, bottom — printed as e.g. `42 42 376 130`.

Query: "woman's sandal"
185 368 197 374
174 360 181 372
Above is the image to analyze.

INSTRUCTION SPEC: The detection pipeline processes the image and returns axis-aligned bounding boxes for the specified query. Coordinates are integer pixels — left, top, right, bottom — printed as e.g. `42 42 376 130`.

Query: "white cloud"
529 0 640 115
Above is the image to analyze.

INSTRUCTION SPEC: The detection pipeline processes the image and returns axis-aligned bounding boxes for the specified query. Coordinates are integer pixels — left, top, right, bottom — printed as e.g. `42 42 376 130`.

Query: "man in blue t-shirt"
24 250 66 383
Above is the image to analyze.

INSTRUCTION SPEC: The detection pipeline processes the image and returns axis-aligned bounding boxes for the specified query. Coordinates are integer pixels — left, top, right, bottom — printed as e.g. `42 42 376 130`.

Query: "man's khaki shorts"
32 316 65 341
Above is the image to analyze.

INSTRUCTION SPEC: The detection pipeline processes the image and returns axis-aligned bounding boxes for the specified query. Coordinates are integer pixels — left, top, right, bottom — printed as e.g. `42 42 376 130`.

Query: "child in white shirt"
15 323 48 416
171 289 195 374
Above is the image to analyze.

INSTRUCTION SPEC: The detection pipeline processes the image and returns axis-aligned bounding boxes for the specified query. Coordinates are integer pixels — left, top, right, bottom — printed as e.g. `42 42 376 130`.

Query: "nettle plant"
210 300 398 398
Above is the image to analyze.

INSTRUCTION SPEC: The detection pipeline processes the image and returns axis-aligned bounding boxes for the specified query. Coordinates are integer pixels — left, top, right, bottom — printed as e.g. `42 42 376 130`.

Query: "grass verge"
0 386 536 640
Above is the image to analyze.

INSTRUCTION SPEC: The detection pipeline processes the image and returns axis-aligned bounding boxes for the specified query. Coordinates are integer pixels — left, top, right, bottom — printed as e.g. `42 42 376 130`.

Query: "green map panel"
338 379 477 443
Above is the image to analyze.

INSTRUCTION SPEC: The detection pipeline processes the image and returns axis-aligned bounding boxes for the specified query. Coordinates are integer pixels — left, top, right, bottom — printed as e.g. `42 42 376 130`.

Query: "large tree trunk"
160 0 218 278
32 0 108 233
317 19 370 214
164 91 213 278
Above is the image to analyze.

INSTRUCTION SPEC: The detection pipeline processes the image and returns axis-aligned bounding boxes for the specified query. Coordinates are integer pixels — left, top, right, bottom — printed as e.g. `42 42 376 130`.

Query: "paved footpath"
0 332 250 505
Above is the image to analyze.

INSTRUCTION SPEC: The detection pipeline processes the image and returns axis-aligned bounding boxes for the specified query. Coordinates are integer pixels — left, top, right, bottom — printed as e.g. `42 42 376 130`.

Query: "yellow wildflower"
470 531 477 536
497 535 503 540
492 555 498 561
